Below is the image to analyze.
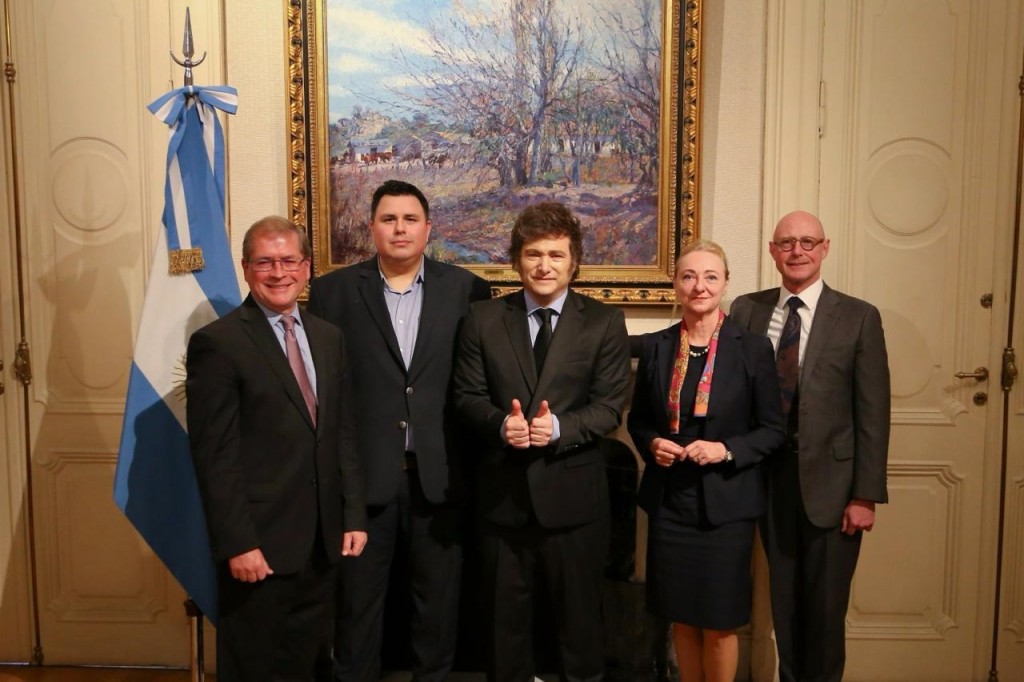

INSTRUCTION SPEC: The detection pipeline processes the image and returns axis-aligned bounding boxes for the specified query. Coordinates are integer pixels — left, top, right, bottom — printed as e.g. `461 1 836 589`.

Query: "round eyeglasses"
772 237 825 252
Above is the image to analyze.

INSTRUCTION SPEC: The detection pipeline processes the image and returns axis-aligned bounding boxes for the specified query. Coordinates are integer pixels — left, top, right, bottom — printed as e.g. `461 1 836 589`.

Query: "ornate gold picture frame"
287 0 701 304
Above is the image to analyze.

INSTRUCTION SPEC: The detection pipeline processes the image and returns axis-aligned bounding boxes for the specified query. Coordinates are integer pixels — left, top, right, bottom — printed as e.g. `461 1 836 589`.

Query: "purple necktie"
776 297 803 419
281 315 317 426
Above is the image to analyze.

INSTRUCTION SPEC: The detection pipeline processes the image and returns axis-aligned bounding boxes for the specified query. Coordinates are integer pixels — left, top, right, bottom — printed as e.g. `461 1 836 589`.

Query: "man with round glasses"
730 210 890 682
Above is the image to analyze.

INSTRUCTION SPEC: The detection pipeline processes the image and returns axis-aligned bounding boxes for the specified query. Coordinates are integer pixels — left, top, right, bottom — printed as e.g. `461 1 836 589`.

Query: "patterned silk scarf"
667 309 725 432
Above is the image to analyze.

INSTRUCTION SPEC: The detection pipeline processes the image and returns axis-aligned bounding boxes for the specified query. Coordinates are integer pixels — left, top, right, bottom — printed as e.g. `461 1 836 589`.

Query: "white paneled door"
817 1 1023 680
0 0 222 666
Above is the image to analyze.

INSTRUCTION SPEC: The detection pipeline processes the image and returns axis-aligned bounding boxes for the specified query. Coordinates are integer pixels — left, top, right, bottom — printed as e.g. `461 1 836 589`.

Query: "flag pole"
185 599 205 682
171 9 207 682
171 7 206 88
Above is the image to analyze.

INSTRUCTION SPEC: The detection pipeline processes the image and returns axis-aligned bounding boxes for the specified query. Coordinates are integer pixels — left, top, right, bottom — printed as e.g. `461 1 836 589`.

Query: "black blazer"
185 295 366 573
628 316 786 525
729 284 890 528
306 257 491 506
452 290 631 529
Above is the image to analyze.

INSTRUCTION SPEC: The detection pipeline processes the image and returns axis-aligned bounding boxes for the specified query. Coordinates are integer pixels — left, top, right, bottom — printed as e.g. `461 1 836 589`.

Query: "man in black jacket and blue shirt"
307 180 491 681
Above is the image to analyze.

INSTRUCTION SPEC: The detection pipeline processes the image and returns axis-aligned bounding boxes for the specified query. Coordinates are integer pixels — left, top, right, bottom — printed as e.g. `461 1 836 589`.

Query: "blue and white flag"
114 85 240 624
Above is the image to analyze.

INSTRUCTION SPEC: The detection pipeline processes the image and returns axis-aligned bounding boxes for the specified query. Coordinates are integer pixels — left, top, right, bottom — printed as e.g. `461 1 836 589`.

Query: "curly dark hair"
508 202 582 280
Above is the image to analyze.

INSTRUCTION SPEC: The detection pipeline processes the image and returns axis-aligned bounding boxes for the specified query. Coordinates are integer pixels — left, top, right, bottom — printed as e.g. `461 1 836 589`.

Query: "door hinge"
13 340 31 386
1003 347 1018 392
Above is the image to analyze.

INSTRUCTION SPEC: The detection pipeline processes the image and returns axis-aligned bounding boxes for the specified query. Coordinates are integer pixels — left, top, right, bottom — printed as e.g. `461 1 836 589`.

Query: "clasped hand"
504 398 553 448
650 438 727 467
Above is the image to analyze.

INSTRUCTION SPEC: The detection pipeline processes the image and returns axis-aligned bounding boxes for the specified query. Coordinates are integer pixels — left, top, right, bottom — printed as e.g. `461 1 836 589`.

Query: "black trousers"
333 469 463 682
762 450 862 682
216 539 334 682
481 515 609 682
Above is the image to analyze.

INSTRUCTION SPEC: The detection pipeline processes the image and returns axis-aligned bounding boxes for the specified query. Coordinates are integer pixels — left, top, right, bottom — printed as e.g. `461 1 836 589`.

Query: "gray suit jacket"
729 284 890 528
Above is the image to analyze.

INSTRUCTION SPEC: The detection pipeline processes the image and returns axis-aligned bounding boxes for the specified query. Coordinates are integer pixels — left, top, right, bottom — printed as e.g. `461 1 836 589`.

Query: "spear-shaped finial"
170 7 207 87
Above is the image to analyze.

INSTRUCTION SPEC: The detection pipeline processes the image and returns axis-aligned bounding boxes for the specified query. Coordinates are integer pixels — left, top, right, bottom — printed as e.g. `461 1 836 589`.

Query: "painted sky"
325 0 661 123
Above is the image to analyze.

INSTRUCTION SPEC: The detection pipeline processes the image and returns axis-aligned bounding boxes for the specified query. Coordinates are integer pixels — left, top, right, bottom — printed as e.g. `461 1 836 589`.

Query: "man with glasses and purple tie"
729 210 891 682
186 216 367 681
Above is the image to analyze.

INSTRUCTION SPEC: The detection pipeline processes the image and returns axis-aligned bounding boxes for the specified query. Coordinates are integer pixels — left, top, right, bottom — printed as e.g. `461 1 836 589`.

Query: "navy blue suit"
629 316 786 524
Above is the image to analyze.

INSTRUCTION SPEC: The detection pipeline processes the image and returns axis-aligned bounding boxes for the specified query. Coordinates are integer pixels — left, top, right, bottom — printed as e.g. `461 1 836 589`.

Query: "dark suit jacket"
729 284 890 528
452 289 631 529
186 295 366 574
628 316 786 525
306 257 491 506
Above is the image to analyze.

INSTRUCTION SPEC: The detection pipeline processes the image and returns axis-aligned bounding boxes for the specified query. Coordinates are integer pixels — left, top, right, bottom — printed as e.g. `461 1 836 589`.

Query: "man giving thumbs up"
452 202 631 682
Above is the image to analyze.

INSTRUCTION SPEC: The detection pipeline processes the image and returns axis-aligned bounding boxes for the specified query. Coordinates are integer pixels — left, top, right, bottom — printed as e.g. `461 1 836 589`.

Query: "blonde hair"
675 240 730 280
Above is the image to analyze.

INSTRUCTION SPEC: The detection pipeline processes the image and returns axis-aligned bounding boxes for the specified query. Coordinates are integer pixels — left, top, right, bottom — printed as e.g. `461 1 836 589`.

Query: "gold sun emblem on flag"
172 354 187 405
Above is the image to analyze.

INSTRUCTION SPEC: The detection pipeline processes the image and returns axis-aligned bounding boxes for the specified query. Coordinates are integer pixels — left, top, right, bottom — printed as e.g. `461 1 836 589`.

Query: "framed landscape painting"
287 0 702 303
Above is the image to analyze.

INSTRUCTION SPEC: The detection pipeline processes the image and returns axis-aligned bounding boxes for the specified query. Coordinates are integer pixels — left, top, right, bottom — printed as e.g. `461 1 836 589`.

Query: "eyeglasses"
772 237 825 252
248 257 307 272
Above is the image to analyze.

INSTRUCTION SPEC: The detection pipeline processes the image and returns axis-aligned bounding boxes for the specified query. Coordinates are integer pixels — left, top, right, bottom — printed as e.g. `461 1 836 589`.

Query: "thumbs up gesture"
530 400 554 447
504 398 531 449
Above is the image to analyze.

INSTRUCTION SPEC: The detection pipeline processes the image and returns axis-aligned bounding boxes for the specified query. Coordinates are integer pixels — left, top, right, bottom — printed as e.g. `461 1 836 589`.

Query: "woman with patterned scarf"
629 240 786 682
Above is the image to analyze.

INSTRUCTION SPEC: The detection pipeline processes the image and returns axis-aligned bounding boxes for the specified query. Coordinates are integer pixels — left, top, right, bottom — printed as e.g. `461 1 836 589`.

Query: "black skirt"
646 507 755 630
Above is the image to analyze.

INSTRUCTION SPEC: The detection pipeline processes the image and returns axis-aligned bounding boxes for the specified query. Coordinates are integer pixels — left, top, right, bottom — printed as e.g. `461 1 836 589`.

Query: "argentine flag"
113 85 240 624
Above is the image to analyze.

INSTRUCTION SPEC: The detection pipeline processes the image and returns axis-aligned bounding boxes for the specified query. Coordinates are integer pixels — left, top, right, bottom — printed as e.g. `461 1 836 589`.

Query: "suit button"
406 387 414 395
398 420 408 430
311 477 318 487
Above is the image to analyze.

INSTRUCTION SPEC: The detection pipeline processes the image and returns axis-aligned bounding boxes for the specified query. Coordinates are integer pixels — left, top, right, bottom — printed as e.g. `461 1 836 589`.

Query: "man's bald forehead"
774 210 825 238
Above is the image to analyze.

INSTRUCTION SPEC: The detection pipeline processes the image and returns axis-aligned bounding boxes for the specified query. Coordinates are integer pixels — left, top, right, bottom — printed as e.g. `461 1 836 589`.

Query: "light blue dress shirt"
254 300 317 398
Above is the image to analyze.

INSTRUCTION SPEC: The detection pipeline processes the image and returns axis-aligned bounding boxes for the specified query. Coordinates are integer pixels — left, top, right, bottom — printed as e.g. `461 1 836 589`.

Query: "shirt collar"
778 278 824 313
377 256 426 290
253 299 300 325
524 288 569 316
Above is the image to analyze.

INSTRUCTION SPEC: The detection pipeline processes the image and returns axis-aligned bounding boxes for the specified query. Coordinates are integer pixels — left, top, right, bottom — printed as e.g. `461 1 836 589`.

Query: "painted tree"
595 0 662 191
391 0 582 188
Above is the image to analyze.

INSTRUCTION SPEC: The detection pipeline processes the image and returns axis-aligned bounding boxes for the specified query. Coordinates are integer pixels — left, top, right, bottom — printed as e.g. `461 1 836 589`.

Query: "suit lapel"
653 323 680 417
801 283 840 383
533 290 584 405
406 259 442 380
705 320 741 417
748 288 778 335
356 259 405 369
240 297 315 431
502 291 537 393
301 309 329 433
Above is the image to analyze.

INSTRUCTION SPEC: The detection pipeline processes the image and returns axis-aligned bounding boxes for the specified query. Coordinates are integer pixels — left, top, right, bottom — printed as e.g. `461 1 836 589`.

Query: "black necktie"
776 297 803 420
533 308 554 371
